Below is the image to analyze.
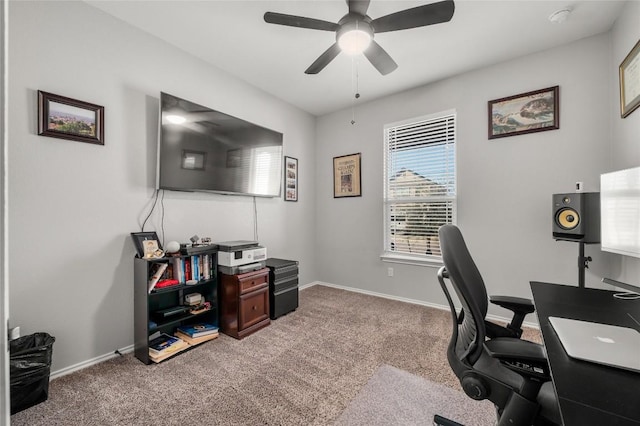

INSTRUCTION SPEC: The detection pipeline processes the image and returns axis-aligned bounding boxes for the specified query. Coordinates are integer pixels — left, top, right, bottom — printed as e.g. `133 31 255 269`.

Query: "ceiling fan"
264 0 455 76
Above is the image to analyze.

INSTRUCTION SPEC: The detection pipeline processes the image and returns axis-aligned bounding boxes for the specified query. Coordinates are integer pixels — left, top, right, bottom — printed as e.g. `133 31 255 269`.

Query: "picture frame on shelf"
38 90 104 145
333 153 361 198
620 38 640 118
488 86 559 139
131 232 163 259
284 156 298 201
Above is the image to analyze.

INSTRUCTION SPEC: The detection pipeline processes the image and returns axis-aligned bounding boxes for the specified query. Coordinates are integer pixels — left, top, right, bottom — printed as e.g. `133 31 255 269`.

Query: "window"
383 110 456 264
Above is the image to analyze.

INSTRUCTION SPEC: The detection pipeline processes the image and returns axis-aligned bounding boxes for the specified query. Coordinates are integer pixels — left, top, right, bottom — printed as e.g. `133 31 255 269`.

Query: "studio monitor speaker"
552 192 600 243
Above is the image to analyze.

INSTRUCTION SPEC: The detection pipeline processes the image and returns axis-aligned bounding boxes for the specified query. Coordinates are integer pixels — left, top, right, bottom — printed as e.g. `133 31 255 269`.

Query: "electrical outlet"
387 267 394 277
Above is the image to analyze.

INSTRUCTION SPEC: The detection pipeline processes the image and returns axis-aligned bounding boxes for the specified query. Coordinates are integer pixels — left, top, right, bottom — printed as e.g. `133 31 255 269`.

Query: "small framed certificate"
620 39 640 118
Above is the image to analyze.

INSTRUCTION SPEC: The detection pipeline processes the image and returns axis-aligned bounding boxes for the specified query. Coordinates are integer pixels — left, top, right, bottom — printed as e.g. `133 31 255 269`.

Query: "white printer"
216 240 267 274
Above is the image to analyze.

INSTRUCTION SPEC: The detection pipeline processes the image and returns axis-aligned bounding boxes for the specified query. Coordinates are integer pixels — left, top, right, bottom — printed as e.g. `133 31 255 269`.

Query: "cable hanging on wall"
140 189 166 246
159 189 166 246
141 189 160 232
253 196 259 242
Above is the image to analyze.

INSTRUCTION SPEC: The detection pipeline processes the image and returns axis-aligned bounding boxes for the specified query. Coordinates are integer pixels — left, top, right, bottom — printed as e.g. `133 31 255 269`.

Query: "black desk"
530 282 640 425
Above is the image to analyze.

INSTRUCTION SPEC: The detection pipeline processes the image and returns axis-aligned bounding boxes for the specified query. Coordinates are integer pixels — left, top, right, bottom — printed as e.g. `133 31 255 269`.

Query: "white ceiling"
86 0 625 116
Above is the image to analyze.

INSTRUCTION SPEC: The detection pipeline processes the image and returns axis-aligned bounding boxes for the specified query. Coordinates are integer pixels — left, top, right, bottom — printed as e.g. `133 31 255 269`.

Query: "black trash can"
9 332 55 414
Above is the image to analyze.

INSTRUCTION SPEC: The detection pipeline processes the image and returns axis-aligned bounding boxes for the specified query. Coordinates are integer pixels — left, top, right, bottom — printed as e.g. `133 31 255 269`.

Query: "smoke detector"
549 8 572 23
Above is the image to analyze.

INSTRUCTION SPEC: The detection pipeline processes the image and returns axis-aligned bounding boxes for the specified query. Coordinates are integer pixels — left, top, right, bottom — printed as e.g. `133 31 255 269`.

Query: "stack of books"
175 323 219 345
148 333 188 363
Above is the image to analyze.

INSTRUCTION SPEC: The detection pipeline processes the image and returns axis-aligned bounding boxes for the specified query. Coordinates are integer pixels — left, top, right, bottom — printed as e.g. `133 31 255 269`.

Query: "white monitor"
600 166 640 258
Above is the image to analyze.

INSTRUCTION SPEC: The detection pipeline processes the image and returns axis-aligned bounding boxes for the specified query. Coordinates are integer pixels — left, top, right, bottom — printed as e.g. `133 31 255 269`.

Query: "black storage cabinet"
265 258 299 319
9 332 55 414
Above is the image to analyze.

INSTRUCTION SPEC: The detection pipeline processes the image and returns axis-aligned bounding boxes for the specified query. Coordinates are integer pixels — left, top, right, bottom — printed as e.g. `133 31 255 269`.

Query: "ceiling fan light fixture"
338 29 372 55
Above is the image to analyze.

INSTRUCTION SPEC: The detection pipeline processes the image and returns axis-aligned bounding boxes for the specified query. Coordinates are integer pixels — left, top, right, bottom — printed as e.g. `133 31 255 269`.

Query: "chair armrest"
489 295 535 314
490 296 535 336
484 338 551 381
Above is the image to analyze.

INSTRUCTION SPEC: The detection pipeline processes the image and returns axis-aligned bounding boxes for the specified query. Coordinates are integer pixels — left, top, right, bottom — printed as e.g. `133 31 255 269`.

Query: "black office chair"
435 224 561 426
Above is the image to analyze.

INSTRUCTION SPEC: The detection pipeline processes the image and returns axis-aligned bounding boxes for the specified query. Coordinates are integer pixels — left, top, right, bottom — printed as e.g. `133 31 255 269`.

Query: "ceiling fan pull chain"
351 58 361 125
355 56 360 99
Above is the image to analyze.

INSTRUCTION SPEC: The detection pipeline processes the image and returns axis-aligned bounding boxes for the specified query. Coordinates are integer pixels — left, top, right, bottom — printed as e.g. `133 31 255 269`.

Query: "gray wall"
610 0 640 286
315 33 616 318
8 1 317 373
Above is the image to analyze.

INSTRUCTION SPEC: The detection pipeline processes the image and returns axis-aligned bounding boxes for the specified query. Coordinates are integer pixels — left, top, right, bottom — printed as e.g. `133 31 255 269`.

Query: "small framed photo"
38 90 104 145
284 156 298 201
620 38 640 118
131 232 164 259
333 153 361 198
488 86 559 139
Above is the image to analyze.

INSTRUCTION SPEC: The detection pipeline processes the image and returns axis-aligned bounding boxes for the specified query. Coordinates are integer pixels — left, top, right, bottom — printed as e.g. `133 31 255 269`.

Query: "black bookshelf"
134 249 218 364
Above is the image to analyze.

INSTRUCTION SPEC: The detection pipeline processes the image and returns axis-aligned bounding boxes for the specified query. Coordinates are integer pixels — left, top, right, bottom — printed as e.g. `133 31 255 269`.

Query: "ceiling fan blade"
264 12 339 31
347 0 371 16
305 43 342 74
363 40 398 75
370 0 455 33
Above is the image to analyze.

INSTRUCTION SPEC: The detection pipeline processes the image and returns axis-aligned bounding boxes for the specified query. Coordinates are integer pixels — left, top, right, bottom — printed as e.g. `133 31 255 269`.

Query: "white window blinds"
383 110 456 259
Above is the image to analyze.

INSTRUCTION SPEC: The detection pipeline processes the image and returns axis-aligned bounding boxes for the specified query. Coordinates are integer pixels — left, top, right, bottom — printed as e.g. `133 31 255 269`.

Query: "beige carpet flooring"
10 285 541 425
335 364 496 425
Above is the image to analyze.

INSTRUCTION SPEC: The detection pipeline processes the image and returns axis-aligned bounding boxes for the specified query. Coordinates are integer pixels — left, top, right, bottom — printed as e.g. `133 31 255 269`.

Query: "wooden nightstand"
218 268 270 339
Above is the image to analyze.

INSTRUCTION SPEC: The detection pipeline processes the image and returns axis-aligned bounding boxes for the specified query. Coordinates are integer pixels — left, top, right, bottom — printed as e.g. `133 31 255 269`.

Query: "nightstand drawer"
239 286 269 330
238 269 269 294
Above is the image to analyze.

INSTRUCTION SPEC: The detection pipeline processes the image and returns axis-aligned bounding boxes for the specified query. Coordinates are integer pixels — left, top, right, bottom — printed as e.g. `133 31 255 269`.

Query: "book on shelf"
171 257 184 284
148 340 189 363
165 254 215 285
148 333 187 356
175 330 218 346
148 263 169 293
154 279 180 289
203 255 210 280
176 323 219 338
192 255 200 281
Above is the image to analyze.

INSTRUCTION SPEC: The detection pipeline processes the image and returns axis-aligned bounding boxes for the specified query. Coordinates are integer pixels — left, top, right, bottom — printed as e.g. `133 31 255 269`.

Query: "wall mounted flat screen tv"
600 166 640 259
157 92 283 197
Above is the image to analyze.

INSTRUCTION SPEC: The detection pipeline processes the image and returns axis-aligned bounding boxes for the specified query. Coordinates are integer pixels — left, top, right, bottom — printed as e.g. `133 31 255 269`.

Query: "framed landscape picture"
38 90 104 145
488 86 559 139
284 156 298 201
333 153 361 198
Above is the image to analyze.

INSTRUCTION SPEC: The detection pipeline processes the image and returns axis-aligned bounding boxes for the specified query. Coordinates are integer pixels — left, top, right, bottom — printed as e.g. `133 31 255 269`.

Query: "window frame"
381 109 457 267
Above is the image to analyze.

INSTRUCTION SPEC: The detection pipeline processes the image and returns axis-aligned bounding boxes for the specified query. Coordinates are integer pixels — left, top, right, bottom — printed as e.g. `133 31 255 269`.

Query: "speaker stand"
578 241 592 288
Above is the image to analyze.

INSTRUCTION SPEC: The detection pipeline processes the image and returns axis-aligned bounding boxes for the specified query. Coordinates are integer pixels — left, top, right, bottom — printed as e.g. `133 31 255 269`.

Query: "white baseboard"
302 281 539 330
50 344 134 380
51 281 538 379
